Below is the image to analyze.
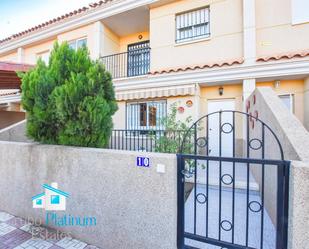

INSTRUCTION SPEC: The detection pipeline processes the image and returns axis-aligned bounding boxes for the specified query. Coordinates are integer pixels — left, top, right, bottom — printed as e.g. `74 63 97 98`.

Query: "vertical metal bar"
193 124 197 235
232 111 236 243
177 154 185 249
206 116 209 238
114 128 117 150
276 160 290 249
246 114 250 246
118 130 120 150
219 111 222 240
276 164 284 249
283 162 290 249
260 124 265 249
138 126 140 151
121 130 124 150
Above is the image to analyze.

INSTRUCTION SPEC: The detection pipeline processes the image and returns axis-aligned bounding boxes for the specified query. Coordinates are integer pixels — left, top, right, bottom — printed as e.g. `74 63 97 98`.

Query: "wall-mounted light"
274 80 280 88
219 86 224 96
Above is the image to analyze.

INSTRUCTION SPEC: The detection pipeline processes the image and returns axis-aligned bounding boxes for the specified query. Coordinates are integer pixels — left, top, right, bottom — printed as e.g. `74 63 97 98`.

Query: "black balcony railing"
109 129 187 153
100 47 151 79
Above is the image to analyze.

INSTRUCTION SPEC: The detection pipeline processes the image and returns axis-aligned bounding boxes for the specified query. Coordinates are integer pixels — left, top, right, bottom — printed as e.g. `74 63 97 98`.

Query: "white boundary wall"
248 87 309 249
0 141 177 249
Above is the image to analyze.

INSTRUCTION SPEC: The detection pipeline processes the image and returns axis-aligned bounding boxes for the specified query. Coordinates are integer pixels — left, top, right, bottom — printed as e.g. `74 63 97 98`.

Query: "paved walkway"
0 211 100 249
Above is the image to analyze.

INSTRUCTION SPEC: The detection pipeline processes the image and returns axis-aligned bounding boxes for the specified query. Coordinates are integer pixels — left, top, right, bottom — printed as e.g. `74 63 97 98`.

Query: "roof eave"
0 0 158 55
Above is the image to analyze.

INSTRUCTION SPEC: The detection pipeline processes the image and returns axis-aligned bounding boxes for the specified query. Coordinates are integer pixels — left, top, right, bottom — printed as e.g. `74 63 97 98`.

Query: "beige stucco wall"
256 0 309 57
102 28 150 56
256 80 305 124
0 24 95 64
150 0 243 72
0 51 18 62
103 25 120 56
200 84 243 149
200 84 243 113
119 31 150 52
23 39 56 64
112 100 126 129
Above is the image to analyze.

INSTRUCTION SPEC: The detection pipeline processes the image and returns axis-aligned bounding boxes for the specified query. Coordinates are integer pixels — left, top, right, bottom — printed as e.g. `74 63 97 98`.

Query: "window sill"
174 36 211 47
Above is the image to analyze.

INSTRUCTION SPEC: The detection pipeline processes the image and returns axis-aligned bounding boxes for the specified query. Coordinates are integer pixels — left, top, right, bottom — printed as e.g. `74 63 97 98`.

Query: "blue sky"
0 0 93 39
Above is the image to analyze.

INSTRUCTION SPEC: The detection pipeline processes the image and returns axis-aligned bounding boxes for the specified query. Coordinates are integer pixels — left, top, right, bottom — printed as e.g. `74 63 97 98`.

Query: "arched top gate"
179 110 284 161
177 111 290 249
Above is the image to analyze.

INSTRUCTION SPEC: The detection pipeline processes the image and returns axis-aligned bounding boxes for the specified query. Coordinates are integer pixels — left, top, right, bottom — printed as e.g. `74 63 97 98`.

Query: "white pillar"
194 84 201 121
17 47 24 63
92 21 104 60
304 77 309 131
243 0 256 65
243 79 256 109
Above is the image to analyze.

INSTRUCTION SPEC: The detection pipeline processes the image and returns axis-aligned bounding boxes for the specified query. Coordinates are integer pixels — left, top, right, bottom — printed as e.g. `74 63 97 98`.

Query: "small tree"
154 103 194 154
20 42 118 147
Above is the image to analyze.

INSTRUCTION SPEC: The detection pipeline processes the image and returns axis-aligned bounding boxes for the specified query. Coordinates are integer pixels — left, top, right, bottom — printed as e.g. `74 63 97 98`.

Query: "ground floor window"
126 100 167 130
279 94 294 113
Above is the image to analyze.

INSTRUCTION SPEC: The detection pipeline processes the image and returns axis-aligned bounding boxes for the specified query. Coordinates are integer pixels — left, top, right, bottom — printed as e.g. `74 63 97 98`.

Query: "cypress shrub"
20 42 118 147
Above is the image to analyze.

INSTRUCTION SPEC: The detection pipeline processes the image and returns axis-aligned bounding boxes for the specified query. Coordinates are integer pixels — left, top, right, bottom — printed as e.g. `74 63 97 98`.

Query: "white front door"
207 99 235 157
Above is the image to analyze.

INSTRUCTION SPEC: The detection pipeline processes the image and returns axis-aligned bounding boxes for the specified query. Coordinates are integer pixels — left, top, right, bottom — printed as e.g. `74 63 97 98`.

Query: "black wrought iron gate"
177 111 290 249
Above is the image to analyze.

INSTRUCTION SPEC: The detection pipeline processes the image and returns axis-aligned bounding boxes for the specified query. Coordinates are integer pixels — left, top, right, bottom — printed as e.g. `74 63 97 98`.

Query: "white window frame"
279 94 294 113
68 37 87 51
175 6 210 44
291 0 309 25
126 100 167 131
36 50 50 65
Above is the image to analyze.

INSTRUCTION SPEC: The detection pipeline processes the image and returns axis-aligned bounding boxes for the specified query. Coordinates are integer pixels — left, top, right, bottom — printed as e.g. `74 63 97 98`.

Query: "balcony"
100 45 151 79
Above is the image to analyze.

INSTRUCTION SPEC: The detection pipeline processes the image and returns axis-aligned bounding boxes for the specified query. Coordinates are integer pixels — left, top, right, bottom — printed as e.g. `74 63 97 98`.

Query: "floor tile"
17 238 53 248
56 237 87 249
0 223 16 236
0 213 14 223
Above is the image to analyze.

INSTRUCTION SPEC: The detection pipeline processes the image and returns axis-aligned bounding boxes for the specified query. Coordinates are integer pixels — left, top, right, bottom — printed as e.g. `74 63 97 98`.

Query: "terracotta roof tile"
0 89 20 97
256 51 309 62
0 0 114 45
0 61 34 72
149 59 244 75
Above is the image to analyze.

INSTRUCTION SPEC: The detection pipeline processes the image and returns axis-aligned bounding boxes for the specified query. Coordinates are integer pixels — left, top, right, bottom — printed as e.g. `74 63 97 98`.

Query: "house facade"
0 0 309 136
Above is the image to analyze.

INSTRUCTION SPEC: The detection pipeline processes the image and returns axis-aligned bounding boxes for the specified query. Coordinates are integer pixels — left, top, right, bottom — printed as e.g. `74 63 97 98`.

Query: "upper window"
176 7 210 43
37 51 50 65
68 37 87 51
292 0 309 24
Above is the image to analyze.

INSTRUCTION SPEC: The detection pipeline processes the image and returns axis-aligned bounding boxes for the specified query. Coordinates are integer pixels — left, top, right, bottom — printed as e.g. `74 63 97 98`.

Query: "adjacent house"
0 61 32 129
0 0 308 138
